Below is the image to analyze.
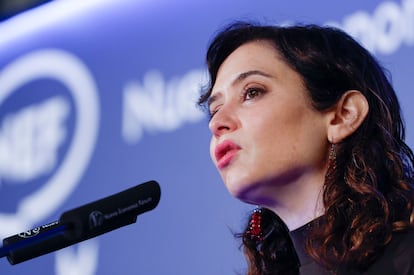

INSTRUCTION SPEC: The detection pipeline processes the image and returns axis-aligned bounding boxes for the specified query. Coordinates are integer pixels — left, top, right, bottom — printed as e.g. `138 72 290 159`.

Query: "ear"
326 90 369 143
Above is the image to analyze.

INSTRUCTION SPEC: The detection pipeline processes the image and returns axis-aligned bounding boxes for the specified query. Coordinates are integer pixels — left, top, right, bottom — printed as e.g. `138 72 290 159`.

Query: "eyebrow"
207 70 273 109
234 70 272 84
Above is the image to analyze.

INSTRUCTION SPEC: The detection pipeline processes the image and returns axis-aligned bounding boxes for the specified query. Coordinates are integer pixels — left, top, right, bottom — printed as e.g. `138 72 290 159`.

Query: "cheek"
250 108 320 157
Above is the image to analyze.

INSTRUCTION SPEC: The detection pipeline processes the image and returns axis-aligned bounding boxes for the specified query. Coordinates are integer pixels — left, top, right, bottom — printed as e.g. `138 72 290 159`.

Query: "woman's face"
208 41 329 204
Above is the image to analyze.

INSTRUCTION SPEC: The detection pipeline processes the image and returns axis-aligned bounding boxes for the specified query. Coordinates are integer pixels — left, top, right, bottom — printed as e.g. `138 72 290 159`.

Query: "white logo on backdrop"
122 69 206 144
0 49 100 274
0 49 99 236
328 0 414 54
0 96 69 181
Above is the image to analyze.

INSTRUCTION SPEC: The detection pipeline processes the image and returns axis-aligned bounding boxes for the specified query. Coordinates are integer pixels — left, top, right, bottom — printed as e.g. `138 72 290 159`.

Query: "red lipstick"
215 140 241 169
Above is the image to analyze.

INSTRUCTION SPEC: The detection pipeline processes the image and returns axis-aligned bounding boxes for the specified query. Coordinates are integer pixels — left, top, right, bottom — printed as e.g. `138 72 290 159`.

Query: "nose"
208 104 238 138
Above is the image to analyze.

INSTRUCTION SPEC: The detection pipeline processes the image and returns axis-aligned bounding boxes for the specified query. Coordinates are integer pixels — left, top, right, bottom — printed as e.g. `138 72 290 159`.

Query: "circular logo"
0 49 100 237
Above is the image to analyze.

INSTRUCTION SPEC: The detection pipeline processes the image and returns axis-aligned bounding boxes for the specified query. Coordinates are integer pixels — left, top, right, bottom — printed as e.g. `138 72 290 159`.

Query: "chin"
227 178 277 207
224 179 248 198
225 179 255 202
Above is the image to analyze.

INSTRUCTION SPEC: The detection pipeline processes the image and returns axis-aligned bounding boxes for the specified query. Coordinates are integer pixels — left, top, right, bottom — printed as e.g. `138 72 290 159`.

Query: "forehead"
211 40 294 91
219 40 281 73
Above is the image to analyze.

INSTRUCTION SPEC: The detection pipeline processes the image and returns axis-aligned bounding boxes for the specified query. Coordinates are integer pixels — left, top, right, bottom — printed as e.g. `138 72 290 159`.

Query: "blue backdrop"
0 0 413 274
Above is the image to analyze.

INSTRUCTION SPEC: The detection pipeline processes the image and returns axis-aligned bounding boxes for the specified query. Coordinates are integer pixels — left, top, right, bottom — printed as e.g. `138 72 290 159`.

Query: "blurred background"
0 0 413 274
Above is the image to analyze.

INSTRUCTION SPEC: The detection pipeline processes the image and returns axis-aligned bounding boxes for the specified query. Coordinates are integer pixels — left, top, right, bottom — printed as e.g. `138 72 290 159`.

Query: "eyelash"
208 86 265 119
209 109 218 120
242 86 265 101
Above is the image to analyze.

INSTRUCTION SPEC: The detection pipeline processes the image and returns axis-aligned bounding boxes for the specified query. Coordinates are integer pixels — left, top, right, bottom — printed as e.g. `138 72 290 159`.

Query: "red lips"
215 140 241 169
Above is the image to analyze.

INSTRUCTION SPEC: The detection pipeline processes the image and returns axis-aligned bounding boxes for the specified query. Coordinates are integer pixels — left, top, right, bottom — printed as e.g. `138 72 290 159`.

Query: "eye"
208 105 221 120
243 87 264 101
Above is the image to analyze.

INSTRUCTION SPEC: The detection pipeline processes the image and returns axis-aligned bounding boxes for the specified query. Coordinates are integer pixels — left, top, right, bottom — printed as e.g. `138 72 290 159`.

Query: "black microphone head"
60 180 161 240
1 180 161 265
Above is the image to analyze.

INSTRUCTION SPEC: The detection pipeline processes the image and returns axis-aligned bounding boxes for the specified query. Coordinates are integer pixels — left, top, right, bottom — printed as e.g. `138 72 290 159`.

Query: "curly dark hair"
198 22 414 274
240 208 300 275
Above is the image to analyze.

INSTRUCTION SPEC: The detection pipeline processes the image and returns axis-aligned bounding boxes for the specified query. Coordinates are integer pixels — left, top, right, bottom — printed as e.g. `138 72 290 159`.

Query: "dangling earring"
329 143 337 161
325 142 337 181
246 208 264 241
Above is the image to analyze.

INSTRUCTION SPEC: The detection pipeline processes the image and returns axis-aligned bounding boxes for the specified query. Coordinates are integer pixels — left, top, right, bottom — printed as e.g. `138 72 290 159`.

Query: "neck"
237 165 327 230
269 195 324 231
248 171 326 231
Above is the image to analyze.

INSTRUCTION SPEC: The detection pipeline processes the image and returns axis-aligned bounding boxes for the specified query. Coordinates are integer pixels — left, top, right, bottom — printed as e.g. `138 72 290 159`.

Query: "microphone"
1 180 161 265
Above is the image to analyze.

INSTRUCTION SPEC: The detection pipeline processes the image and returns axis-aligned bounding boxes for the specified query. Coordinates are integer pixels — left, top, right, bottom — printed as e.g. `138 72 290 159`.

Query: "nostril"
218 125 230 131
212 124 231 138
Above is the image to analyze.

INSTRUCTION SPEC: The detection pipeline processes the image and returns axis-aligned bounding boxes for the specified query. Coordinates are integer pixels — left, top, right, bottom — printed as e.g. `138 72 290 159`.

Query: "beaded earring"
329 142 337 161
246 208 264 241
325 142 337 181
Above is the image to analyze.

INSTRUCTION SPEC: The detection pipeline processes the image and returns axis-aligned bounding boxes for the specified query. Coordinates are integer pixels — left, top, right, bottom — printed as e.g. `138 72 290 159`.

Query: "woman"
198 22 414 274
